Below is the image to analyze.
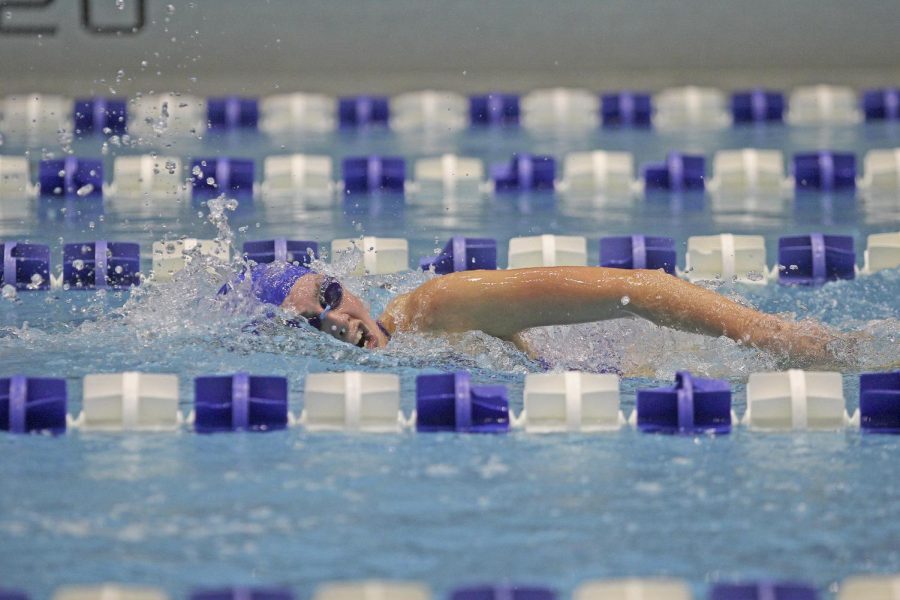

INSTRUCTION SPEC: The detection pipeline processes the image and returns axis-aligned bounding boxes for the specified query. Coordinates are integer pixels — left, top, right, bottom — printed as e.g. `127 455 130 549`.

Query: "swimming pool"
1 91 899 600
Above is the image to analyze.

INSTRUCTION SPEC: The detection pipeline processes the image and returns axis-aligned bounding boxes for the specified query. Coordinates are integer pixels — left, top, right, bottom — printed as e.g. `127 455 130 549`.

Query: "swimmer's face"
283 274 388 349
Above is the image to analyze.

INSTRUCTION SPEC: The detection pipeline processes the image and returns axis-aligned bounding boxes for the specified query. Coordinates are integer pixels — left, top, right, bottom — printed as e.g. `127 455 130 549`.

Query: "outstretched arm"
385 267 842 366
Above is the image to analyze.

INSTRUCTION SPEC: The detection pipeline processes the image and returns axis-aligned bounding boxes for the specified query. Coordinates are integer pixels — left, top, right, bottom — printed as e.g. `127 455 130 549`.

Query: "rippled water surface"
0 122 898 597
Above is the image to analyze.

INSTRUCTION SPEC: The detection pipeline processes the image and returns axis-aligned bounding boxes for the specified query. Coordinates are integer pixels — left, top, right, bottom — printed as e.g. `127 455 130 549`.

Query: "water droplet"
76 183 94 197
620 295 630 306
1 284 16 299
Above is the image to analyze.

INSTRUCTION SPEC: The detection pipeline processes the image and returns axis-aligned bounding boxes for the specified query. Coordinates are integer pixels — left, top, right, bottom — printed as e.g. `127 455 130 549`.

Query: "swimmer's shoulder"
379 292 410 334
379 274 467 334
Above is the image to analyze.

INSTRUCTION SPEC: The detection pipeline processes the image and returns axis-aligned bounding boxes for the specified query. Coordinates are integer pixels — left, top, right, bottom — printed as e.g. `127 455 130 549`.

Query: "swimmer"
234 261 854 368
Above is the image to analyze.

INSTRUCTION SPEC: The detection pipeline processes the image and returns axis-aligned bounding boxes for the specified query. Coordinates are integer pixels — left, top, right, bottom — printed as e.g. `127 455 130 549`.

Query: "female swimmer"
234 261 851 369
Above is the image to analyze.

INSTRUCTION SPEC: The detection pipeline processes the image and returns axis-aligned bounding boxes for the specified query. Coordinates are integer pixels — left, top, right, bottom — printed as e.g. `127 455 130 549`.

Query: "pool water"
0 120 899 598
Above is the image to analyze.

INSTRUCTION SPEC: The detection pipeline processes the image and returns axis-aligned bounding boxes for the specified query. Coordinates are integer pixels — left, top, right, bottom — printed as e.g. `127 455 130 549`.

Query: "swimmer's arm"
403 267 837 364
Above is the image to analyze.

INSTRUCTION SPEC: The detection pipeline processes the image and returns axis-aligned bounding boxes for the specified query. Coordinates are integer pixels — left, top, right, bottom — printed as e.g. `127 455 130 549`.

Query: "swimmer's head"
244 262 389 349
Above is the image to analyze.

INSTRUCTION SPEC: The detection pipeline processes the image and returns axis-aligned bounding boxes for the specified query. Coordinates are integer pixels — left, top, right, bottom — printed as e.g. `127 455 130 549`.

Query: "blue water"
0 121 899 598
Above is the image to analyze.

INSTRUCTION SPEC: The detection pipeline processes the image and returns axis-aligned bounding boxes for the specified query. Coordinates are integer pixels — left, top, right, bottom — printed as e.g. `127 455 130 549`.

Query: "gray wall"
1 0 899 94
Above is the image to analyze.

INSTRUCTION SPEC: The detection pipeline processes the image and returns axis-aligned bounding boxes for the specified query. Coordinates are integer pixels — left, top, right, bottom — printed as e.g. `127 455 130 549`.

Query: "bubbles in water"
76 183 94 197
1 284 16 300
72 259 85 271
27 273 44 290
620 295 630 306
746 270 765 282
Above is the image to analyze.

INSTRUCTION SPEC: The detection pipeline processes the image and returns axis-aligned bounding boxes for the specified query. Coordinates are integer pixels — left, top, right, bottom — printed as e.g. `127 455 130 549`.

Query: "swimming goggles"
304 276 344 330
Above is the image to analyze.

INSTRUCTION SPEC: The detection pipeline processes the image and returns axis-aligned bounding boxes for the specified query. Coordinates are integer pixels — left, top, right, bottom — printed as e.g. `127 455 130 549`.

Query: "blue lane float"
416 372 509 433
419 236 497 274
642 152 706 191
491 153 556 193
708 581 819 600
469 93 520 126
599 235 676 274
777 234 856 285
342 156 406 195
450 586 557 600
338 96 389 128
62 241 141 289
243 239 319 266
858 371 900 433
0 375 67 434
207 96 260 129
190 157 255 199
193 373 289 433
73 97 128 135
862 88 900 121
730 89 785 124
191 588 294 600
38 157 103 198
793 151 857 191
600 91 652 127
1 242 50 290
634 371 732 434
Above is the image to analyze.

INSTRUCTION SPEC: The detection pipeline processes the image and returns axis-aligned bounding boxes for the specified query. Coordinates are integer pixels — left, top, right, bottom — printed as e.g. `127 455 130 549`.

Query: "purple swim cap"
249 262 314 306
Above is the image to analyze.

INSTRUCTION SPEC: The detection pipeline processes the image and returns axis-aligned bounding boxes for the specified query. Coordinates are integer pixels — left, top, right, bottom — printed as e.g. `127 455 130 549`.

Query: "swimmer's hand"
767 320 865 371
